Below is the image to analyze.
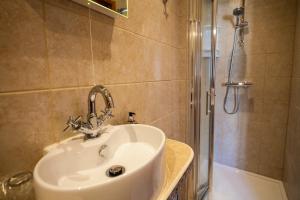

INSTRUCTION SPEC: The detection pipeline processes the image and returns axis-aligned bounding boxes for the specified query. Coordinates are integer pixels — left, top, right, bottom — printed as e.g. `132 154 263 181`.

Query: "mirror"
72 0 128 18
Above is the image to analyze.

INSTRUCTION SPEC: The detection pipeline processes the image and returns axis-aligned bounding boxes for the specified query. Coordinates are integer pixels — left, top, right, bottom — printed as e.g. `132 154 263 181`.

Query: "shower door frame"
187 0 218 199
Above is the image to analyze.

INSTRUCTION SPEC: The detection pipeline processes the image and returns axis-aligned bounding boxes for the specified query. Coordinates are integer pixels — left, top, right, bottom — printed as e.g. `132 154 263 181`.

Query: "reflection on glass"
91 0 128 15
196 0 212 199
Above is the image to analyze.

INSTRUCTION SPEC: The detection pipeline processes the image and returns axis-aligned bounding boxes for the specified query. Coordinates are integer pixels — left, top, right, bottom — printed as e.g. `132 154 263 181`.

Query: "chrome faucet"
63 85 114 140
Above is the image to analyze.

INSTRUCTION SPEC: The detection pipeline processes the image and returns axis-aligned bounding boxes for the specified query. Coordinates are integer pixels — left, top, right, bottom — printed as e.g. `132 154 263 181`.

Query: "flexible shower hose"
223 27 240 114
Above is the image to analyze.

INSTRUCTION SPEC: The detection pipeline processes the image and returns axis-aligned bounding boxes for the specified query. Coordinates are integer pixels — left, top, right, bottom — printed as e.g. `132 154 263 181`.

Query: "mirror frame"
72 0 128 18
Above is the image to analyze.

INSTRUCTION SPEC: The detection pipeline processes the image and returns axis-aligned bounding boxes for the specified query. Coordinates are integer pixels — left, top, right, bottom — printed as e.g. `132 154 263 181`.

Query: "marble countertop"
156 139 194 200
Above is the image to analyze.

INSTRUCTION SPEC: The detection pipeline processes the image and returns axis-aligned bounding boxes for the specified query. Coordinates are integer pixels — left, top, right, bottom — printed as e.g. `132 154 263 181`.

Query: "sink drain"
106 165 125 177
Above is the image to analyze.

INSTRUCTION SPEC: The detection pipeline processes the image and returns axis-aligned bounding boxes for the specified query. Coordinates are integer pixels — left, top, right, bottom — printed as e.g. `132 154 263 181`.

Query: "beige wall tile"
283 158 300 200
281 0 300 193
287 108 300 162
289 78 300 108
218 28 235 58
168 0 188 18
0 0 188 180
100 27 147 84
286 107 298 156
106 83 147 124
263 76 291 104
266 53 294 78
139 0 186 48
239 98 264 123
248 1 296 29
237 122 263 172
151 108 188 142
150 109 187 142
45 2 94 88
263 103 289 128
0 0 49 92
170 80 187 111
170 49 187 80
151 113 172 139
237 28 267 55
265 26 295 54
258 164 283 180
0 92 51 175
259 124 286 169
216 56 228 79
215 0 296 180
143 81 172 123
285 98 300 197
49 88 92 141
158 11 187 49
293 54 300 78
114 0 151 40
114 0 187 48
89 11 114 85
91 15 184 84
231 54 266 79
170 109 187 142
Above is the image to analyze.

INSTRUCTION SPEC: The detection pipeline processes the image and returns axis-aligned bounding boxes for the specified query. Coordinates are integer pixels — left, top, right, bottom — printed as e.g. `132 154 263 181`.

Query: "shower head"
232 5 248 47
233 7 248 29
233 7 244 16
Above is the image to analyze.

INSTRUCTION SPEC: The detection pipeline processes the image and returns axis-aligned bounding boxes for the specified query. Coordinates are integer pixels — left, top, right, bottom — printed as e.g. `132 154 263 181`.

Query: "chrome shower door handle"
206 88 216 115
206 91 210 115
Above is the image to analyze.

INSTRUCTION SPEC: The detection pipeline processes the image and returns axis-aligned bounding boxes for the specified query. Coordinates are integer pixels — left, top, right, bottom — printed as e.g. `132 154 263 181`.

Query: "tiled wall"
283 0 300 199
214 0 297 179
0 0 188 176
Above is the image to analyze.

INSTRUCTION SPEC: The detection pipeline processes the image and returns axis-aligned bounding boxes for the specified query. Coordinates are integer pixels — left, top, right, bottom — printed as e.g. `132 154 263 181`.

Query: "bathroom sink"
33 124 166 200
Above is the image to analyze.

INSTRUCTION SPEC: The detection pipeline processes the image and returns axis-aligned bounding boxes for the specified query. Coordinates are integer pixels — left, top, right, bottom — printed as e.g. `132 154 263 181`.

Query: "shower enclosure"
188 0 217 199
188 0 251 199
188 0 300 199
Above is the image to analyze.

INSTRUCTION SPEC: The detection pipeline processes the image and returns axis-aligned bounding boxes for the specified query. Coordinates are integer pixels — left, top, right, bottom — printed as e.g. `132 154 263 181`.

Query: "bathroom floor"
206 163 288 200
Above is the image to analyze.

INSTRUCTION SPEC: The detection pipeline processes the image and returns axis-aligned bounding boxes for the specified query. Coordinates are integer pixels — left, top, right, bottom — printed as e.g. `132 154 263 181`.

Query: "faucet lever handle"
63 116 82 132
100 110 114 118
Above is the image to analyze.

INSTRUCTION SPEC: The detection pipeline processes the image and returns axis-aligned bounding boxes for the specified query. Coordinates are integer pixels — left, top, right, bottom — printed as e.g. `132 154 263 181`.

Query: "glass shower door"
189 0 217 199
199 0 213 198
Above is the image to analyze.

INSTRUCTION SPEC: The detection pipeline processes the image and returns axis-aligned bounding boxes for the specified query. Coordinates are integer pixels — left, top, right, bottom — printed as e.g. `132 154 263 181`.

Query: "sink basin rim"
33 124 166 192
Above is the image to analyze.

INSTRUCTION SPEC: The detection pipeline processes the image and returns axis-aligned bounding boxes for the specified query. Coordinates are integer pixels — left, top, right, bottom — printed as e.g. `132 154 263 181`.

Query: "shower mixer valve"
223 3 250 114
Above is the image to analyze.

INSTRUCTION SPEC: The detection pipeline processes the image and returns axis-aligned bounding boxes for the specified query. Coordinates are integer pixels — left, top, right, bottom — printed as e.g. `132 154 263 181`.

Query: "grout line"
0 79 188 96
42 0 54 134
149 108 185 125
88 8 96 86
149 111 175 125
104 79 187 86
112 24 187 50
281 15 299 180
42 0 52 91
0 86 93 96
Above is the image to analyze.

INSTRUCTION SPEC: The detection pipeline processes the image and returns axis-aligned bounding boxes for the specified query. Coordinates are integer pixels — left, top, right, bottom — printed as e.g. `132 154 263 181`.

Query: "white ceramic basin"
34 124 166 200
